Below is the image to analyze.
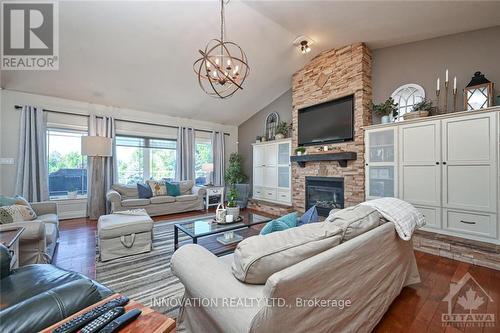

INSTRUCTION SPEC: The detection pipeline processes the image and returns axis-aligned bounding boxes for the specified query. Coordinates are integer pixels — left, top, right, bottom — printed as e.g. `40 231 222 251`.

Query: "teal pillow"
166 182 181 197
0 196 17 207
260 212 298 235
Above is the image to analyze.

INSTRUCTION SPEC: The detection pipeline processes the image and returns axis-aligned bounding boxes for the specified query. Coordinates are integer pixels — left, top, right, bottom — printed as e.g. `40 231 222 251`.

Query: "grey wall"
238 89 292 186
373 26 500 111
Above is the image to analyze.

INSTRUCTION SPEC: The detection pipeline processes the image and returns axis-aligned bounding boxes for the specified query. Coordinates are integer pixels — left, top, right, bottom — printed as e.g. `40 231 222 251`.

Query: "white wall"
0 89 238 218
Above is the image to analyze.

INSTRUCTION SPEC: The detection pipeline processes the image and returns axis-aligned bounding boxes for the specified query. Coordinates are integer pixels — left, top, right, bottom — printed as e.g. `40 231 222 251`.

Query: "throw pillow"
260 212 298 235
297 205 319 226
165 182 181 197
0 196 17 207
0 204 37 224
137 183 153 199
146 180 167 197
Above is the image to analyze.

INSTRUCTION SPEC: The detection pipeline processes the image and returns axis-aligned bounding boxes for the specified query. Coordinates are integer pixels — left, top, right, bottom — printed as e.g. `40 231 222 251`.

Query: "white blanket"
360 198 425 240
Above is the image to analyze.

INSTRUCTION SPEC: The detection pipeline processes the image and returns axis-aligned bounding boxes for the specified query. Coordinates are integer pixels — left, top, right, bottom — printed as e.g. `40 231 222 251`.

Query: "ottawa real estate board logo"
1 1 59 70
442 272 495 328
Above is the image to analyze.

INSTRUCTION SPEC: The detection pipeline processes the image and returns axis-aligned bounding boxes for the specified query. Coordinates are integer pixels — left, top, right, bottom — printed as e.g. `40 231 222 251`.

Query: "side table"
204 186 224 210
0 227 24 269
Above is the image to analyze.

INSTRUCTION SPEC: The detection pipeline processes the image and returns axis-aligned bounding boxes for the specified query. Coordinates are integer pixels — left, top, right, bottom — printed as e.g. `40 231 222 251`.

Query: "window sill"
50 195 88 201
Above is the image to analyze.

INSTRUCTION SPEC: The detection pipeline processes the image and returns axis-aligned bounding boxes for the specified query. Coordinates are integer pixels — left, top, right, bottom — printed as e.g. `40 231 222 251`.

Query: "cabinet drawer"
253 187 263 198
263 188 277 201
277 190 291 203
415 206 440 229
207 188 222 195
444 209 496 238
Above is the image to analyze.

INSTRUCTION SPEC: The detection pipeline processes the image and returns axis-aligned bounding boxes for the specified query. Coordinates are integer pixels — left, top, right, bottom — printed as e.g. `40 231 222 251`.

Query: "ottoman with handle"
97 211 154 261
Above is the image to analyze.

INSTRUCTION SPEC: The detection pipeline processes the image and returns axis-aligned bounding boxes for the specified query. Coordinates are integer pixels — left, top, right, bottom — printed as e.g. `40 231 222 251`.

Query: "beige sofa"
106 180 206 217
0 201 59 266
171 221 420 333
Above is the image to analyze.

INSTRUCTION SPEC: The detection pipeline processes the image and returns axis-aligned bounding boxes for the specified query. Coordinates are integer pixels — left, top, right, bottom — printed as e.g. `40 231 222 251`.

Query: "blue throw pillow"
137 183 153 199
165 182 181 197
297 205 319 226
260 212 298 235
0 196 18 207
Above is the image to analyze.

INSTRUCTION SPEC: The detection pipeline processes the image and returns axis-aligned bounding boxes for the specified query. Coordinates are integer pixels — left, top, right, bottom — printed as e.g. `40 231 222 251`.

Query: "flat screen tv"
298 95 354 146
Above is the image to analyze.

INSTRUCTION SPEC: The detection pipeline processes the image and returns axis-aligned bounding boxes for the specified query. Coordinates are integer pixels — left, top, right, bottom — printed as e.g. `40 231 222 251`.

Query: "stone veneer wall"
291 43 372 212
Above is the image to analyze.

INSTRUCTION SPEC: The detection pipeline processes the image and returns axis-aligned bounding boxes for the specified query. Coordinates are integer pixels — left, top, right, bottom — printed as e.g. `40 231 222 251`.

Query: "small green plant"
295 147 306 154
412 99 434 112
275 121 290 137
227 187 238 207
373 97 399 118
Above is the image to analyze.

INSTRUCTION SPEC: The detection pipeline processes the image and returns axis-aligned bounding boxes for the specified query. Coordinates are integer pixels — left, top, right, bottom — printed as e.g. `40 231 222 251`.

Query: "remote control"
79 307 125 333
52 296 129 333
98 309 142 333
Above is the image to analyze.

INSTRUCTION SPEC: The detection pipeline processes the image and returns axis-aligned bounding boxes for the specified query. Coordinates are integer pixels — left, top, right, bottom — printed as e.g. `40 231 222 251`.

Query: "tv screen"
298 95 354 146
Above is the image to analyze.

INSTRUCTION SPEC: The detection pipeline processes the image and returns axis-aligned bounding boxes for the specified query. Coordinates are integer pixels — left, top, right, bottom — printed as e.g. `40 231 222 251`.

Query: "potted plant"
274 121 290 140
295 147 306 156
224 153 248 217
373 97 398 124
256 135 262 143
67 187 78 199
404 99 434 120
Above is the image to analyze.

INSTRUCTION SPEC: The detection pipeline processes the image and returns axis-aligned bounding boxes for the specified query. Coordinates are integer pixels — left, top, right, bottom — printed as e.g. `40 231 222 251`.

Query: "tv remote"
79 307 125 333
52 296 129 333
98 309 142 333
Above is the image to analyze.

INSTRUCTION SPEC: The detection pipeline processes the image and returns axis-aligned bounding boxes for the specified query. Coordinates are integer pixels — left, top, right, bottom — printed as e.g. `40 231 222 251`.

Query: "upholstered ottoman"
97 211 154 261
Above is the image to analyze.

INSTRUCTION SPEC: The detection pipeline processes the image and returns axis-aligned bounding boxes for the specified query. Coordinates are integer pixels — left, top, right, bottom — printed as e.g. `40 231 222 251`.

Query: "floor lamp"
81 136 113 219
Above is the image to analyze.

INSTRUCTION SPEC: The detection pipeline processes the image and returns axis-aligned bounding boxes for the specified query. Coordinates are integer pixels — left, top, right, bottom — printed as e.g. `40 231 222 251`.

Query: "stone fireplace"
306 176 344 216
291 43 372 212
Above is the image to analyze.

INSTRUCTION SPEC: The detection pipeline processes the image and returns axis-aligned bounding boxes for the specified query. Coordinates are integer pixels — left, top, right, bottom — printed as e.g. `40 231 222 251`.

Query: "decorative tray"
214 216 243 224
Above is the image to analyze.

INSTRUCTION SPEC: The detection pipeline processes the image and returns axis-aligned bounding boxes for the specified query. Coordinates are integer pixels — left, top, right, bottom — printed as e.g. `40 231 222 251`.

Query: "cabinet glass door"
278 142 290 165
278 166 290 188
368 166 395 197
368 130 395 163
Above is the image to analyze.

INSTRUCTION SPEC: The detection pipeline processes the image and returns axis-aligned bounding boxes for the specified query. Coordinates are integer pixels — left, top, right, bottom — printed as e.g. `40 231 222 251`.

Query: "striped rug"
95 214 213 318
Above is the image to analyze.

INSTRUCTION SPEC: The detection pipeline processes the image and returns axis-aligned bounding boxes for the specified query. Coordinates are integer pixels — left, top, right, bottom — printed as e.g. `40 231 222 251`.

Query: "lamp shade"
202 163 214 173
81 136 113 157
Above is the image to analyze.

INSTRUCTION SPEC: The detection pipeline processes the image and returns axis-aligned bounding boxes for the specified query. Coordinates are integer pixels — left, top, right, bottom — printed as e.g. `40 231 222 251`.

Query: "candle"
437 77 440 91
453 76 457 90
446 69 449 82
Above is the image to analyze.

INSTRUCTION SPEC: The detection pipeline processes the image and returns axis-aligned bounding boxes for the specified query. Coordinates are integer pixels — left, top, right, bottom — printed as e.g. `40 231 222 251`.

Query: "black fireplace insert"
305 176 344 217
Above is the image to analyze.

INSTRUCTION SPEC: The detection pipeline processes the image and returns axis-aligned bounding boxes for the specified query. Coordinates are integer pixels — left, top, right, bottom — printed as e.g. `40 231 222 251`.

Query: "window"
116 136 176 184
47 129 87 198
195 137 213 185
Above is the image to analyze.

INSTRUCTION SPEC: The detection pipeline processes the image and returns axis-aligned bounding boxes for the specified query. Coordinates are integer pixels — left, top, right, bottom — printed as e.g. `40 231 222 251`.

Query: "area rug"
95 214 213 318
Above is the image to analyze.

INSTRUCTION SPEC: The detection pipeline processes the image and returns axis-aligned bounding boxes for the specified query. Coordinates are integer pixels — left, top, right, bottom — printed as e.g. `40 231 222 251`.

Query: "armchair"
0 201 59 265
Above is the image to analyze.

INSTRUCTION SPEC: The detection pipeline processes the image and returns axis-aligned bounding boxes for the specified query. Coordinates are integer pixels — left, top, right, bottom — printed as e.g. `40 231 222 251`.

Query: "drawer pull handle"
460 220 476 225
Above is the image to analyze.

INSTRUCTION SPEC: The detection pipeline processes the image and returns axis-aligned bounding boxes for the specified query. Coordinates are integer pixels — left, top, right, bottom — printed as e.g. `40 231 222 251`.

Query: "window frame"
115 134 177 183
46 127 88 200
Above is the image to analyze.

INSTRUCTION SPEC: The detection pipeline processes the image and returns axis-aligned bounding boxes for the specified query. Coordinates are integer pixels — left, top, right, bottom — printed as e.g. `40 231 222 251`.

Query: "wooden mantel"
290 151 357 168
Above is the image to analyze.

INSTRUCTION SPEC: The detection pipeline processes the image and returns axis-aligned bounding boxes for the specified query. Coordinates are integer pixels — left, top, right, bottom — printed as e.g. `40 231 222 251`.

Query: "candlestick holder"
453 88 457 112
444 81 449 114
435 89 440 114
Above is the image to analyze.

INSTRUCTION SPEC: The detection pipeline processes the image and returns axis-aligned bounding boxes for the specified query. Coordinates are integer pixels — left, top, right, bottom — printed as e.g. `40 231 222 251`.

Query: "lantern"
464 71 494 111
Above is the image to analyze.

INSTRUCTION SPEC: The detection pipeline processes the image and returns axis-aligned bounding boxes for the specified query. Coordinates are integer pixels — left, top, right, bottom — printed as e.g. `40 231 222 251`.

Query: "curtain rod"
14 105 230 136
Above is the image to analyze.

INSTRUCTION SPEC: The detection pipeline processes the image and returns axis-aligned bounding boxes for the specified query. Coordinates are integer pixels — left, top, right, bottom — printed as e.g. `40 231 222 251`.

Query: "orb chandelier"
193 0 249 99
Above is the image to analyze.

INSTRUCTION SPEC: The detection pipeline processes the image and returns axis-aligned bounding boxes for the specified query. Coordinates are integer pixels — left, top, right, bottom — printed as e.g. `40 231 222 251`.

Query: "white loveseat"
171 221 420 333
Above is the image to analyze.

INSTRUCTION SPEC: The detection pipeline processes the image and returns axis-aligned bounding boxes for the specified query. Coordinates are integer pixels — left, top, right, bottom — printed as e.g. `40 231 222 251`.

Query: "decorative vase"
297 151 302 156
275 133 285 140
381 115 391 124
226 206 240 219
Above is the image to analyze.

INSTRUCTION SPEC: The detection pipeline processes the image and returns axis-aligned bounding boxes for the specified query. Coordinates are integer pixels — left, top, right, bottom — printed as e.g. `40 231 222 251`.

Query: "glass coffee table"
174 213 271 256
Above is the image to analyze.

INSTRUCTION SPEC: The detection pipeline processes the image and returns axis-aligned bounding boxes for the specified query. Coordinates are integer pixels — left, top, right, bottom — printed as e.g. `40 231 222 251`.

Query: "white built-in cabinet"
252 139 292 205
365 108 499 244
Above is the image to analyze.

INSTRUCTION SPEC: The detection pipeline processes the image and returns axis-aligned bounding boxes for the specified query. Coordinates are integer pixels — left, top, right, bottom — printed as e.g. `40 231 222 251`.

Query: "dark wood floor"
53 210 500 333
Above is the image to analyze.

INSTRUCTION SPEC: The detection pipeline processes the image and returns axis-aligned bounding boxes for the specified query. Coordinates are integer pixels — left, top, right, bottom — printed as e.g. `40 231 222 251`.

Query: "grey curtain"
15 106 49 202
176 127 195 181
212 131 225 186
87 115 116 218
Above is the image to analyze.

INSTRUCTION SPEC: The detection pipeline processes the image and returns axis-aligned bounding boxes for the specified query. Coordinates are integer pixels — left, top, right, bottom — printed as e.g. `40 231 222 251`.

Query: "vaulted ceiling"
1 1 499 125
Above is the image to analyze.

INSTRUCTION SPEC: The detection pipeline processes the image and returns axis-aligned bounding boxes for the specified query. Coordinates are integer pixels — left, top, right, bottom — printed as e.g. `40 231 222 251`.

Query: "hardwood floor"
53 210 500 333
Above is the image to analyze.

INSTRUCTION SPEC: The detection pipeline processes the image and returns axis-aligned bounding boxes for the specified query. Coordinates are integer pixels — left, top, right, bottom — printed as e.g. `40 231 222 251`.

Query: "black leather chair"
0 244 113 333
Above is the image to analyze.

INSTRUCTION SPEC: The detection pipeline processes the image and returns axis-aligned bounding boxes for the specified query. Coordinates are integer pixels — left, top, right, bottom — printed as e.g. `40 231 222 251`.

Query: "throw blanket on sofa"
360 198 425 241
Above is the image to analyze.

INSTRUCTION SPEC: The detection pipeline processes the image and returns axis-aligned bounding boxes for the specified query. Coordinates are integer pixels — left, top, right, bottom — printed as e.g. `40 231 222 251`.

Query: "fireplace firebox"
305 176 344 217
